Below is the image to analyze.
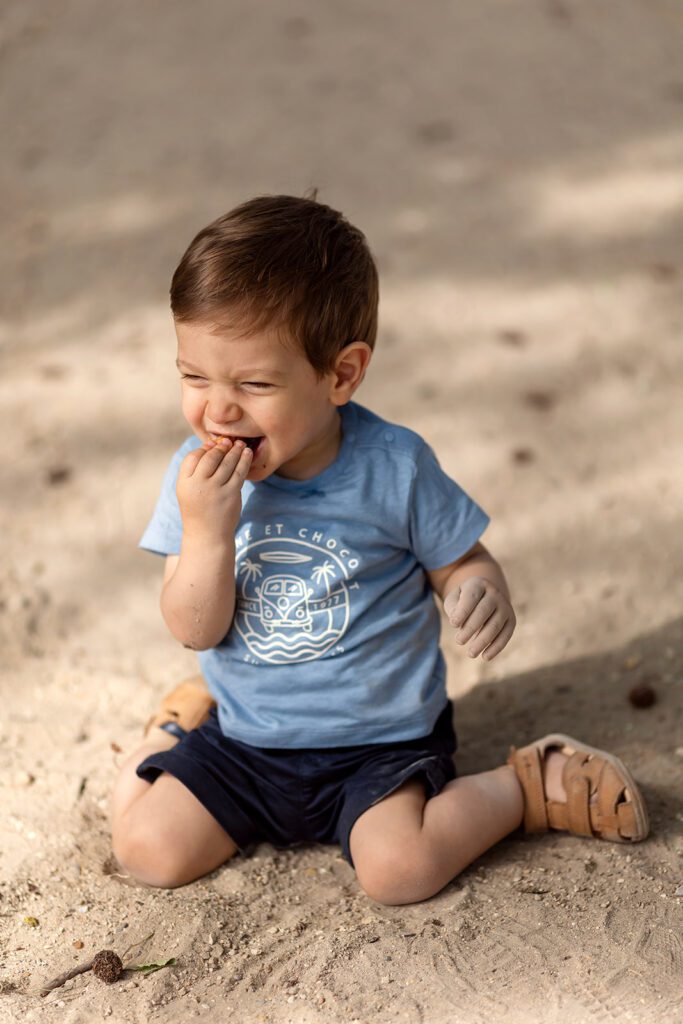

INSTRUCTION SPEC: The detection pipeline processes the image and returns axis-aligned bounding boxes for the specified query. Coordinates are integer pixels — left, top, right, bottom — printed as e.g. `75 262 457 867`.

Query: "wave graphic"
235 630 339 662
243 631 336 651
257 649 332 663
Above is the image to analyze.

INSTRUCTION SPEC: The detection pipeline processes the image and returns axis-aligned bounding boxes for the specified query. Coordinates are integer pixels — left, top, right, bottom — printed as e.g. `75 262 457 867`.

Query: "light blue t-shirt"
140 402 489 748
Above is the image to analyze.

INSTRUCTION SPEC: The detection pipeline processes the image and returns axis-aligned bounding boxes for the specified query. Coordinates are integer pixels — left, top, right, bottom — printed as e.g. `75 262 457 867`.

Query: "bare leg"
110 726 238 888
350 752 569 906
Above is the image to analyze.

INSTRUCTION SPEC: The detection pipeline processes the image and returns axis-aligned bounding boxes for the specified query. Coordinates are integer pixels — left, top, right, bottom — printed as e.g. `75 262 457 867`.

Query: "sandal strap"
563 753 594 836
507 745 549 832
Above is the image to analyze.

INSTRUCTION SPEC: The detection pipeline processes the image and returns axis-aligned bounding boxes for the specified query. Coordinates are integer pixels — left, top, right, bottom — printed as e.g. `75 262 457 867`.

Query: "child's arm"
427 541 516 661
160 438 253 650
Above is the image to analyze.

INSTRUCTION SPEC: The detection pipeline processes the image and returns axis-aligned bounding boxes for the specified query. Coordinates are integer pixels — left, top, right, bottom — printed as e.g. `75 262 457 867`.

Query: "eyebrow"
176 359 287 380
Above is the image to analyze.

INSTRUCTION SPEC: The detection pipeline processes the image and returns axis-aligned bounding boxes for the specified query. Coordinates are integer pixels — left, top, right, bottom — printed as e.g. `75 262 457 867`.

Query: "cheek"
181 391 204 425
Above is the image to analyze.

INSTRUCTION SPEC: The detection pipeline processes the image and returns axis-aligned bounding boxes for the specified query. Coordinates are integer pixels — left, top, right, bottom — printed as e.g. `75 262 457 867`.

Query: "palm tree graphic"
311 560 336 591
239 558 263 585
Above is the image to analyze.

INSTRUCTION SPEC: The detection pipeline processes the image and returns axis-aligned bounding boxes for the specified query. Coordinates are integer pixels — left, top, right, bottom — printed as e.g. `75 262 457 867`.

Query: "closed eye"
179 374 274 390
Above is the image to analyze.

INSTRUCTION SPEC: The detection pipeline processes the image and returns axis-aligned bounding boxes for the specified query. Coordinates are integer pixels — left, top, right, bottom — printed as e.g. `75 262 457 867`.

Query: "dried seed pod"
91 950 123 984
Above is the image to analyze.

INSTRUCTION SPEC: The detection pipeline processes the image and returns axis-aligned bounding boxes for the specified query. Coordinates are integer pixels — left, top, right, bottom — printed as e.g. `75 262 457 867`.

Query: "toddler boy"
111 195 648 903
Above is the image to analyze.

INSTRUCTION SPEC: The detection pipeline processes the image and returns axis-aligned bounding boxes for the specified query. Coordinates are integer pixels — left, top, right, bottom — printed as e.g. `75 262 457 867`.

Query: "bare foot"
543 748 603 806
543 749 569 803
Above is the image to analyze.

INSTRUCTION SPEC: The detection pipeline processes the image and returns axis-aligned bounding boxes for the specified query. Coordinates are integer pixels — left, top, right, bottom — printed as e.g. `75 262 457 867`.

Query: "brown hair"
170 193 379 375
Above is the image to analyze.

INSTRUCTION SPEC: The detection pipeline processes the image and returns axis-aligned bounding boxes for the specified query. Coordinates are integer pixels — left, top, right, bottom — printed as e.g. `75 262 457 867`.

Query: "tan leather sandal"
144 675 216 740
508 733 649 843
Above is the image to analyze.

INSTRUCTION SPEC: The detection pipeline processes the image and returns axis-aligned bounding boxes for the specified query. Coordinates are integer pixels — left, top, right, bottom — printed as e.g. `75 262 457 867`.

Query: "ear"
328 342 373 406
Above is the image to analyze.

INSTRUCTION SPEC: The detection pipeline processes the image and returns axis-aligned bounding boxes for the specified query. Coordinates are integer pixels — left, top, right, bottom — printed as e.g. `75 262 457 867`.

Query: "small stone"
73 940 84 949
523 390 556 412
628 683 656 708
11 770 35 787
511 448 535 465
92 950 123 984
674 885 683 897
45 466 72 486
498 329 527 347
623 654 642 671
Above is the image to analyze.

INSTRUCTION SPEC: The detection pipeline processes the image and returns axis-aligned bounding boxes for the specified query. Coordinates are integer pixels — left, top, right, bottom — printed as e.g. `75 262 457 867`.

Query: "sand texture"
1 1 682 1021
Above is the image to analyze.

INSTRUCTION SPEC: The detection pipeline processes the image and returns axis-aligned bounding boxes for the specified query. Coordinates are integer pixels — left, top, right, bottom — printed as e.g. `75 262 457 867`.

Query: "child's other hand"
444 577 516 661
176 439 252 542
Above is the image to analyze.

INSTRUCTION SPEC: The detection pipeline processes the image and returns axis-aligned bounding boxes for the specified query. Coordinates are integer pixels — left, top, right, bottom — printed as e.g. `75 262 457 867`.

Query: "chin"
247 463 271 482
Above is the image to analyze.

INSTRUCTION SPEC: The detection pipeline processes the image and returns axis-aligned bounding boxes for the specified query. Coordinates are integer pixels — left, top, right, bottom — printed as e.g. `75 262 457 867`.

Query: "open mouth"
210 433 264 455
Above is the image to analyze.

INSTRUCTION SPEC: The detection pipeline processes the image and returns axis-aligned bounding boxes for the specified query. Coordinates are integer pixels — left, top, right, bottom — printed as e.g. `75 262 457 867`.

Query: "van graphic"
256 574 314 633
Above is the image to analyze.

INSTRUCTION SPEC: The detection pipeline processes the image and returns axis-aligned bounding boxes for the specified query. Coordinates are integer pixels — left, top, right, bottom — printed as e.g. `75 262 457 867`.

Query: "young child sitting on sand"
111 194 648 902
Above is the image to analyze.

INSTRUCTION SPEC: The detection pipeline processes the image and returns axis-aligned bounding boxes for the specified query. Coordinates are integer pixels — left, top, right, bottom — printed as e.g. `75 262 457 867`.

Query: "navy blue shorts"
136 702 457 866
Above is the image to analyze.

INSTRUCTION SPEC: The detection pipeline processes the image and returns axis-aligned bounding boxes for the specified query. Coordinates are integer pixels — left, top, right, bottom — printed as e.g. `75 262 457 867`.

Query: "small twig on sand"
40 958 95 997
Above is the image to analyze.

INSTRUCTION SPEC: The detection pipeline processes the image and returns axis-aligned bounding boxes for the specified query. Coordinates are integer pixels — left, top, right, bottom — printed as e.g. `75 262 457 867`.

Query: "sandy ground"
1 0 683 1021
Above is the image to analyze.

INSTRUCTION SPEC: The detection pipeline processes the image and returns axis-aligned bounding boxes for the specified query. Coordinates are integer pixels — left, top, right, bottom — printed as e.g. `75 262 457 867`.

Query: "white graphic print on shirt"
234 524 360 664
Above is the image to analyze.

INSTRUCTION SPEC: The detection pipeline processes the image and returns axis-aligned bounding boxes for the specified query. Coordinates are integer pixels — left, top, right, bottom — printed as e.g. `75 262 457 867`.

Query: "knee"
354 843 436 906
111 819 188 889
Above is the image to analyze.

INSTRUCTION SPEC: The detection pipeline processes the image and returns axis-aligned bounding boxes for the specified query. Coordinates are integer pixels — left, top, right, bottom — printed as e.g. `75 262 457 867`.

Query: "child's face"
175 319 345 482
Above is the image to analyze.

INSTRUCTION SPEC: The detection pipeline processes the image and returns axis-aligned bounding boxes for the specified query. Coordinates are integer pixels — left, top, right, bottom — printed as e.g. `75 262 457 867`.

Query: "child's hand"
176 439 252 543
443 577 516 661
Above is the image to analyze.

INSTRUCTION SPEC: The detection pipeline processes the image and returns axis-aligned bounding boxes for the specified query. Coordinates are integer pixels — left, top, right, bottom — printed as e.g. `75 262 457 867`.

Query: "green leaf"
127 957 177 976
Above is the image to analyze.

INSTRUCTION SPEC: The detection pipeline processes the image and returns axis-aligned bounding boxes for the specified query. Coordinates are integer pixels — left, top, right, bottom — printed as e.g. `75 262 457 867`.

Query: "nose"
206 392 242 426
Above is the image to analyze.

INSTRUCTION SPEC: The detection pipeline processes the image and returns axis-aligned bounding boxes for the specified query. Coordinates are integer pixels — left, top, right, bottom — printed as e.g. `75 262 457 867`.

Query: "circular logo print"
233 538 352 664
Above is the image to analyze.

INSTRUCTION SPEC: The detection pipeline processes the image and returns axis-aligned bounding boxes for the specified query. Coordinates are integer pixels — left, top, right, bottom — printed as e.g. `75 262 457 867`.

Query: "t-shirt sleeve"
408 444 490 570
138 441 195 556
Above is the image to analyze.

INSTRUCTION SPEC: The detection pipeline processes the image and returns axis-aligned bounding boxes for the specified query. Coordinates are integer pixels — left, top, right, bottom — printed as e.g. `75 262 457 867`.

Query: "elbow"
161 611 224 651
160 593 231 651
172 628 223 652
181 636 222 652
